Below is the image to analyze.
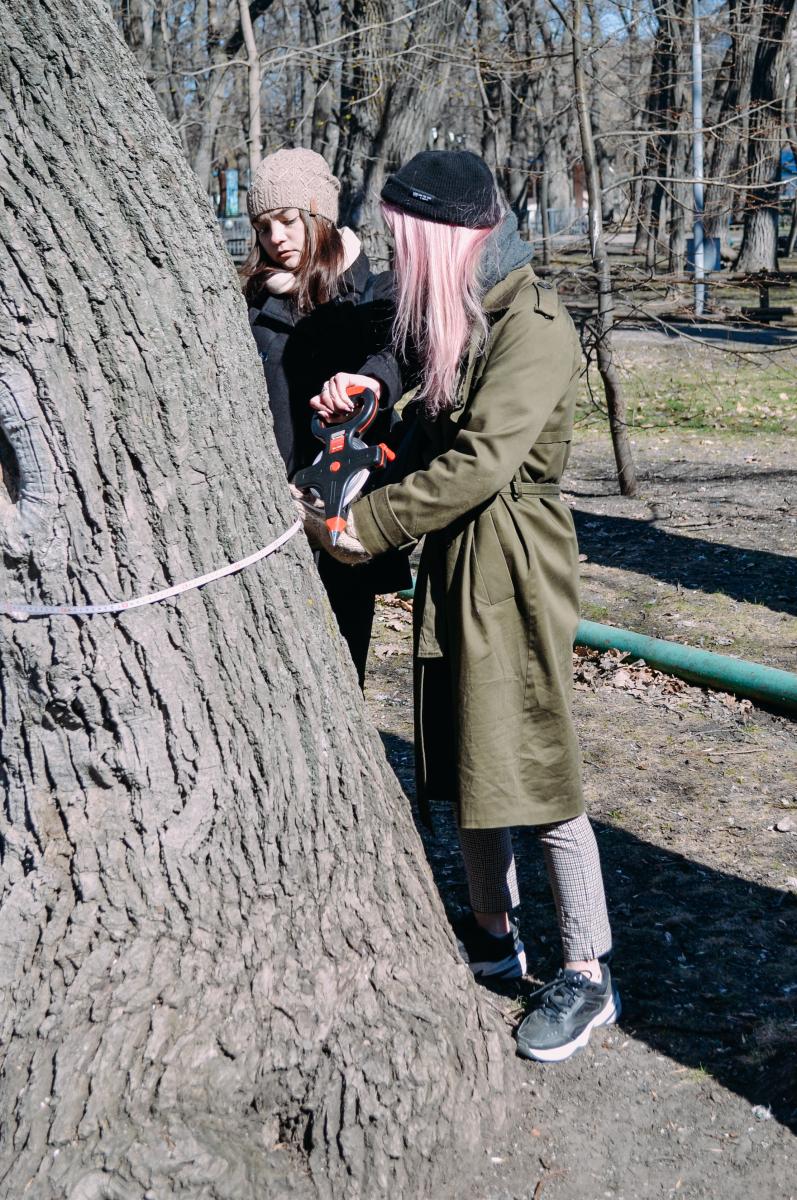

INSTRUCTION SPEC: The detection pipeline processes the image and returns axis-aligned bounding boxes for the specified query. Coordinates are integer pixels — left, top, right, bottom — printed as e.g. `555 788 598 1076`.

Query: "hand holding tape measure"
291 384 396 559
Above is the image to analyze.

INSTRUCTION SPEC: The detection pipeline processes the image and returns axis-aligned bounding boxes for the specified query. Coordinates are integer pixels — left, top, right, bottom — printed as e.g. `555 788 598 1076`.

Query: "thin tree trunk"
191 0 230 194
305 0 339 161
119 0 148 63
477 0 509 190
539 155 552 263
623 9 647 251
0 3 513 1196
505 5 534 228
788 196 797 256
239 0 262 181
571 2 638 497
150 0 189 155
531 8 564 262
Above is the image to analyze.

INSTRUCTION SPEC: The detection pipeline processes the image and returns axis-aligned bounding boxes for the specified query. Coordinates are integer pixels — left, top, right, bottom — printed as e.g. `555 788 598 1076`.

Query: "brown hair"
239 209 345 311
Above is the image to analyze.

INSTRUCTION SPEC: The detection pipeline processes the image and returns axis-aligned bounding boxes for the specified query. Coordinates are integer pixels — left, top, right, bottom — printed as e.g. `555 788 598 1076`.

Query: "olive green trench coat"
352 265 585 829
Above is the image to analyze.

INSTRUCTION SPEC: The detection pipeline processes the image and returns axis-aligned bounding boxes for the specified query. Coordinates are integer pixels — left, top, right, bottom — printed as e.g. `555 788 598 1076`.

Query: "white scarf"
262 227 362 297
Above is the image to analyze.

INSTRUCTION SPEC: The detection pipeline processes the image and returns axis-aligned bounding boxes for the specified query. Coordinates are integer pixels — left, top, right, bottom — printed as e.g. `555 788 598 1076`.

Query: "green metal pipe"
395 583 797 712
575 620 797 713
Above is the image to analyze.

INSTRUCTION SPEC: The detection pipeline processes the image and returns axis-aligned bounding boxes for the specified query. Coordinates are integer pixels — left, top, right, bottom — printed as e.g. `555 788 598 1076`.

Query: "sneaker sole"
470 948 527 981
516 988 622 1063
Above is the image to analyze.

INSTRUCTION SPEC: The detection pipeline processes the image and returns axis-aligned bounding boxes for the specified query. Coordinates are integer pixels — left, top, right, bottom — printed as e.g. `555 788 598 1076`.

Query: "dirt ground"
364 414 796 1199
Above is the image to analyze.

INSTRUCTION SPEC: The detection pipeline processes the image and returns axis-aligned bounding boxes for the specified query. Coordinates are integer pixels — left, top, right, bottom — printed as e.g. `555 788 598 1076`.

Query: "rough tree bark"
703 0 763 252
736 0 796 270
0 3 512 1197
476 0 511 200
786 44 797 256
634 0 682 270
334 0 460 266
664 5 689 278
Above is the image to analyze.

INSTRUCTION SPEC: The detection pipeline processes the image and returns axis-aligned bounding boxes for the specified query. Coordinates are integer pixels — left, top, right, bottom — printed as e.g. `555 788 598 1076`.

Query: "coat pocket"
472 512 515 607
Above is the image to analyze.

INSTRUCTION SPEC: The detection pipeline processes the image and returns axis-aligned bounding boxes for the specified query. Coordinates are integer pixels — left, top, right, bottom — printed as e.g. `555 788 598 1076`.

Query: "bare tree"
240 0 263 180
568 0 638 496
108 0 797 496
331 0 463 263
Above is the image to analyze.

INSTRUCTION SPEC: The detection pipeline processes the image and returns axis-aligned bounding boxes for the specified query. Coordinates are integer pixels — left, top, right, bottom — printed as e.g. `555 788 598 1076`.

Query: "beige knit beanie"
247 148 341 223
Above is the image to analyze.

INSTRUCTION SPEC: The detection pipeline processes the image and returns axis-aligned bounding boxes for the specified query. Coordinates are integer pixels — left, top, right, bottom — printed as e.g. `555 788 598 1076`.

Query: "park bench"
740 276 795 324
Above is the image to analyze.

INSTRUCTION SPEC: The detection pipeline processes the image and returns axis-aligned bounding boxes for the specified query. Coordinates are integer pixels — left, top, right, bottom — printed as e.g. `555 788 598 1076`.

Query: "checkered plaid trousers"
457 813 612 962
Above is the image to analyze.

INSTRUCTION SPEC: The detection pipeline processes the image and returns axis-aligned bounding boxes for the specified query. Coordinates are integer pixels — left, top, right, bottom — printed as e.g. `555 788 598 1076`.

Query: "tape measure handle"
310 386 378 441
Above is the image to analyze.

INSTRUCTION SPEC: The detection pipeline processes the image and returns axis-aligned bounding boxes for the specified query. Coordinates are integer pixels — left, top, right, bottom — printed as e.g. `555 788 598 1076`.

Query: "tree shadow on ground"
572 511 797 616
657 322 797 349
379 731 797 1132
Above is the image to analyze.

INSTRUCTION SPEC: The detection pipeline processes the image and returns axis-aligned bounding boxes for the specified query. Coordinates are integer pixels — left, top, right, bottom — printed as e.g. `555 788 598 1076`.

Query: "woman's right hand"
310 372 382 422
290 484 372 564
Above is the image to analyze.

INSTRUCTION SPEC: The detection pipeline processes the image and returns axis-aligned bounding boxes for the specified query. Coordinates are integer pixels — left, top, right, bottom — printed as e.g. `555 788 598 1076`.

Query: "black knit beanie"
381 150 501 228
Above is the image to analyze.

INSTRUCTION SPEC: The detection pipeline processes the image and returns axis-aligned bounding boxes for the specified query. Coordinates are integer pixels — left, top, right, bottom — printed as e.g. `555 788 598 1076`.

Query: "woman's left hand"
310 373 382 423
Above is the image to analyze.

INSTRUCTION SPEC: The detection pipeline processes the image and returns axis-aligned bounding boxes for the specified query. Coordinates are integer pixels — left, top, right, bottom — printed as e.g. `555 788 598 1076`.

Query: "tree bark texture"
0 3 511 1197
703 0 763 249
634 0 685 270
663 6 689 277
786 47 797 256
334 0 460 266
736 0 796 270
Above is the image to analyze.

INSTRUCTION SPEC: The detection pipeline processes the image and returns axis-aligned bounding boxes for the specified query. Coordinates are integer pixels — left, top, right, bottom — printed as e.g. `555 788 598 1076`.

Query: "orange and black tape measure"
292 386 395 545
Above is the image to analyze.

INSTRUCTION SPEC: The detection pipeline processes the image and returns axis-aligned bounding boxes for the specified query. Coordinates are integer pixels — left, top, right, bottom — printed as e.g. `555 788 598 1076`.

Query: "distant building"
218 215 252 264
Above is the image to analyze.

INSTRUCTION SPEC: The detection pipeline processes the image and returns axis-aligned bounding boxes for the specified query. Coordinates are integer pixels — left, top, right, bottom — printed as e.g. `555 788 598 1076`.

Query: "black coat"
247 249 410 597
248 251 403 477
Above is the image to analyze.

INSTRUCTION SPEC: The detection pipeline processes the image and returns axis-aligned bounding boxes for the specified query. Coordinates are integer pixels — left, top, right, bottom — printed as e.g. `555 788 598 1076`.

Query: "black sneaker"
516 965 620 1062
453 911 527 981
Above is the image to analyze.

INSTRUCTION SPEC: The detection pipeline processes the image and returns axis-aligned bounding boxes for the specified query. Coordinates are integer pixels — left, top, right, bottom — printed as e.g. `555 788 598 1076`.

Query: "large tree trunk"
786 45 797 257
334 0 459 266
703 0 763 251
664 5 689 278
736 0 796 271
0 3 511 1197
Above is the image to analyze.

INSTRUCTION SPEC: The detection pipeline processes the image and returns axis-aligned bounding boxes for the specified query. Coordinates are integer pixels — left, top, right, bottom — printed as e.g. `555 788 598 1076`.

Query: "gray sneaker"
516 965 620 1062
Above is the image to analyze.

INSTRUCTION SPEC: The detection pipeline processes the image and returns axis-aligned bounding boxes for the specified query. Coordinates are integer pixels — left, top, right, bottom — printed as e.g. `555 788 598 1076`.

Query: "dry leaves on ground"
374 642 407 659
572 646 753 717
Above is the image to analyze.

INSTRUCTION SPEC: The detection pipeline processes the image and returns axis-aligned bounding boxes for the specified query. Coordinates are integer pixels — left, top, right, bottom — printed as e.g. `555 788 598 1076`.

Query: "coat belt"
499 482 561 498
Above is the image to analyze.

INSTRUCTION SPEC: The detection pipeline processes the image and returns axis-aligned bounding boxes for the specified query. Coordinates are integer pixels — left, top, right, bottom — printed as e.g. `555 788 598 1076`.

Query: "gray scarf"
478 211 534 294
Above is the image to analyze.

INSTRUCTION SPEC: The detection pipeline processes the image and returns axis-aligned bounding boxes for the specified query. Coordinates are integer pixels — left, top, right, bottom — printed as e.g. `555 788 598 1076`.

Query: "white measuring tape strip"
0 518 302 620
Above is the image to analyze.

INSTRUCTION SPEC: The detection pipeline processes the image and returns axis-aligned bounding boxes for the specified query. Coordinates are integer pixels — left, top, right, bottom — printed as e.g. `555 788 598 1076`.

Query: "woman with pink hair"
302 151 620 1063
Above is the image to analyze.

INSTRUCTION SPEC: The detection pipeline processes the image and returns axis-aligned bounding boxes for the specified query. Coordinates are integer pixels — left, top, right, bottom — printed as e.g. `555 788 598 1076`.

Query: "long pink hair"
382 203 495 416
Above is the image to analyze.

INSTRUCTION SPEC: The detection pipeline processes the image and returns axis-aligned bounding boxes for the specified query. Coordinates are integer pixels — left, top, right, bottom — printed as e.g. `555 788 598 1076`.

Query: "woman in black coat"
240 148 410 685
